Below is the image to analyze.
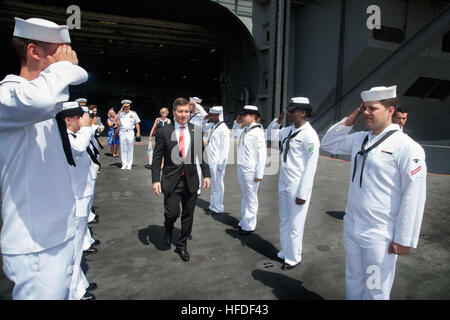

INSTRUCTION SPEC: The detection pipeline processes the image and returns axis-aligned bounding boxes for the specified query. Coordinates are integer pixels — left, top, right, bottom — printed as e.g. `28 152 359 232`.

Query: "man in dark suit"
151 97 210 262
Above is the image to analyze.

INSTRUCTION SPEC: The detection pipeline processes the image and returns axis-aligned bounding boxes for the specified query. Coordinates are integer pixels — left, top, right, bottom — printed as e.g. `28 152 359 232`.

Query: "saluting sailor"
188 96 207 127
321 85 427 300
117 99 141 170
85 107 100 251
232 105 267 234
76 99 100 229
266 97 320 270
55 102 97 300
204 106 230 214
0 17 88 299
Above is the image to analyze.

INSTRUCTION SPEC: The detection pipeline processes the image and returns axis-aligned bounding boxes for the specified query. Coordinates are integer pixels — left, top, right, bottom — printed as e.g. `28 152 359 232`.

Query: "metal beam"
313 4 450 130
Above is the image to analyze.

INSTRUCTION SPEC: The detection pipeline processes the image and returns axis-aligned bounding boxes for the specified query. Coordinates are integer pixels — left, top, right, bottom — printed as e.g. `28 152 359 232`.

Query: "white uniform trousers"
344 217 398 300
69 197 90 300
83 225 95 251
2 238 75 300
87 179 97 223
237 165 260 231
277 186 311 266
208 164 226 213
119 130 135 168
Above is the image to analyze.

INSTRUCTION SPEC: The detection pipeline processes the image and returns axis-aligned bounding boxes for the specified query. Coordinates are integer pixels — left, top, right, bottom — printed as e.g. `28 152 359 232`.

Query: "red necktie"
179 126 185 176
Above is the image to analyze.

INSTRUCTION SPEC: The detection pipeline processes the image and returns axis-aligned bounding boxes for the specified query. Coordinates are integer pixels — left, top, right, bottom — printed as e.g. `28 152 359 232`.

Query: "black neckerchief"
208 121 225 143
190 112 199 120
94 135 104 149
56 115 76 167
238 124 262 146
280 128 303 163
352 130 398 188
90 140 100 157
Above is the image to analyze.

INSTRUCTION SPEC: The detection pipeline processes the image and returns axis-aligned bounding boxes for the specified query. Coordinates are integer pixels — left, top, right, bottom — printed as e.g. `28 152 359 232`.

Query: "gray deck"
1 137 449 300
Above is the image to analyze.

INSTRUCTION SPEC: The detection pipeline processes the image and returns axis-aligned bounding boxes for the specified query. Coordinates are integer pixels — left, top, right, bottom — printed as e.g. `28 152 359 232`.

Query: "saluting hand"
276 109 287 124
48 44 78 65
79 113 91 127
342 103 364 126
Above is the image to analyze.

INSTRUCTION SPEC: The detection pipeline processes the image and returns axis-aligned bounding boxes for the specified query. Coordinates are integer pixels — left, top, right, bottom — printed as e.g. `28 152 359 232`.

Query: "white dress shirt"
174 120 191 155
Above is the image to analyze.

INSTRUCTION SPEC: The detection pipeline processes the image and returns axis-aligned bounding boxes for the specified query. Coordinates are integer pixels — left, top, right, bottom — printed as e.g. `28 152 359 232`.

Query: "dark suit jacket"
151 123 210 194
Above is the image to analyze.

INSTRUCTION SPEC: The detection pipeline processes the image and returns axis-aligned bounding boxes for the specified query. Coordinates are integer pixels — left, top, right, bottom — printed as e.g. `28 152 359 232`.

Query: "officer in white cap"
266 97 320 270
117 99 141 169
189 96 207 127
204 106 230 214
0 17 88 299
55 102 97 300
321 85 427 299
232 105 267 234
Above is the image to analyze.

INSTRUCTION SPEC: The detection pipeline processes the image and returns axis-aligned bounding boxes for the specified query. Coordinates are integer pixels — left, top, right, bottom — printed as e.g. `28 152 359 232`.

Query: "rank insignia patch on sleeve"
410 158 423 177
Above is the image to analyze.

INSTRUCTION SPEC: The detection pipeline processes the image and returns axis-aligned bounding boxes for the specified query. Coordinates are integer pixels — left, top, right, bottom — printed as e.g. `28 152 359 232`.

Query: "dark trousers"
163 176 198 249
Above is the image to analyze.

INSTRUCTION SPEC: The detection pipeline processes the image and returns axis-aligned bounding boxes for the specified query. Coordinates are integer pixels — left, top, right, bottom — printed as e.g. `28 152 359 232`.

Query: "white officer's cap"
75 98 87 106
121 99 132 106
13 17 71 43
361 85 397 102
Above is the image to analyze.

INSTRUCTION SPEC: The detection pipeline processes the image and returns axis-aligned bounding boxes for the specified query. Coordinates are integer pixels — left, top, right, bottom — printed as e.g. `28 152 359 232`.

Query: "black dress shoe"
276 257 285 263
175 247 190 262
239 228 254 235
83 247 98 255
163 229 173 246
92 239 100 246
80 292 96 300
281 262 299 270
86 282 97 292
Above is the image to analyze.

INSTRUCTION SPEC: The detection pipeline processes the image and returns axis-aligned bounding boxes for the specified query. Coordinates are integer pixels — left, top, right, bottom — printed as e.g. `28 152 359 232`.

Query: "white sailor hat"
58 101 84 117
13 17 71 44
75 98 87 106
121 99 132 106
361 85 397 102
81 106 89 113
189 97 202 104
208 106 223 114
238 105 260 116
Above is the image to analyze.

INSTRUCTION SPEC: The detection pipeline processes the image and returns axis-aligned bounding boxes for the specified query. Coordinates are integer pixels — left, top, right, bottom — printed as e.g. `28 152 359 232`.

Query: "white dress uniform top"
266 97 320 266
189 97 207 127
205 106 230 213
321 86 427 300
232 106 267 232
0 17 88 299
118 99 140 169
